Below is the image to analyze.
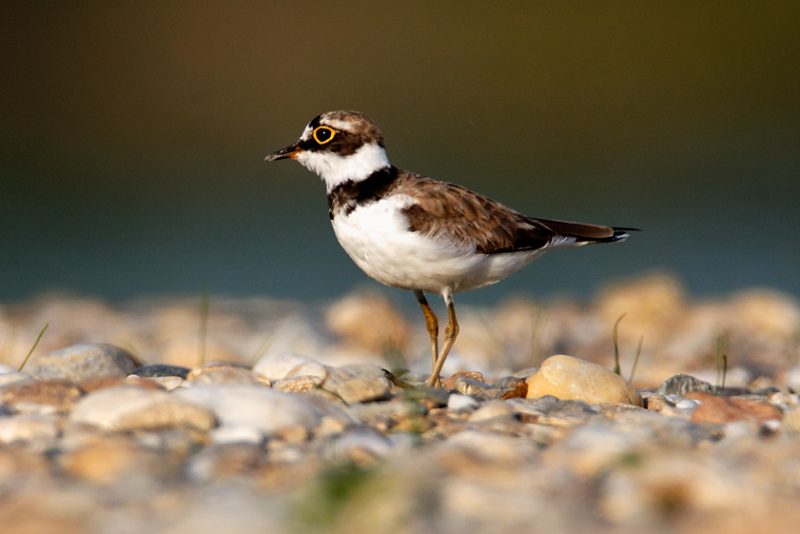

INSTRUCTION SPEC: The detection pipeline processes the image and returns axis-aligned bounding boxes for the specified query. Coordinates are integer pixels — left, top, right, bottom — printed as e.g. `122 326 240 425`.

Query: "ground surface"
1 273 799 533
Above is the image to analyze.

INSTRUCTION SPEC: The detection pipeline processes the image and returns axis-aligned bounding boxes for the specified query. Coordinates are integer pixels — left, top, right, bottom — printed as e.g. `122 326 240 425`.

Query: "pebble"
468 400 514 422
658 374 716 396
323 364 392 404
58 436 167 486
686 392 782 424
0 413 60 448
0 371 32 387
186 364 263 385
175 384 338 436
27 343 138 381
526 355 642 406
322 428 394 465
252 353 327 381
0 379 83 413
70 385 217 432
130 364 190 378
2 286 800 532
447 394 479 411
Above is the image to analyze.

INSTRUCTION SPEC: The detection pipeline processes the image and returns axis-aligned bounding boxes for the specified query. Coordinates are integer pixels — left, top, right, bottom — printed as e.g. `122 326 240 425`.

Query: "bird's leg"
427 289 459 387
414 290 439 369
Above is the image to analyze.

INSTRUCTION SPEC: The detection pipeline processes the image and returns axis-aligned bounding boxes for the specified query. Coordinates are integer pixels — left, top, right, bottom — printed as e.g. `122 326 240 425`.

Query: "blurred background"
2 1 798 304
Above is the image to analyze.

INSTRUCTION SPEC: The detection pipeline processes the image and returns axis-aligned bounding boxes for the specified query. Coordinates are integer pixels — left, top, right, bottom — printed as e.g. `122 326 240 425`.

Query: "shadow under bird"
265 111 637 387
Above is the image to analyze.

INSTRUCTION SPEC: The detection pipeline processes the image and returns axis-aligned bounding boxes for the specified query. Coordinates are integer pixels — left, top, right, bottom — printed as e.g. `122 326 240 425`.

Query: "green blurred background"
2 2 799 303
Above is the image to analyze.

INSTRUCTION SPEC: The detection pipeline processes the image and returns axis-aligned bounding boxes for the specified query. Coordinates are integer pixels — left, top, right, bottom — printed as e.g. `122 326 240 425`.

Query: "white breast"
330 195 546 293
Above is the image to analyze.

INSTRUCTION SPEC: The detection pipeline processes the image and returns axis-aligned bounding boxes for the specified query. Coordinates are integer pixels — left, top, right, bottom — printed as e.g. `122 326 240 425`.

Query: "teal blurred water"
2 2 799 302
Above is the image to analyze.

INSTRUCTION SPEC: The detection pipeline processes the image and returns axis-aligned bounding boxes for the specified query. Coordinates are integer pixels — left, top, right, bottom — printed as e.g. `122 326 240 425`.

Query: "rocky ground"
1 273 799 533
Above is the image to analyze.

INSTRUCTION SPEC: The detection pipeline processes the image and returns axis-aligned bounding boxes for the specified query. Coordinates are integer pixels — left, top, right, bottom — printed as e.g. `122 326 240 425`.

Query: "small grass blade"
627 335 644 383
19 323 49 372
612 314 626 375
715 334 729 391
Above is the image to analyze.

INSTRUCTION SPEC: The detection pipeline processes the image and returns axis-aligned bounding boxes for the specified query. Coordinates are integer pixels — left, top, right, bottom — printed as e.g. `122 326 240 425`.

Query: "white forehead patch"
299 123 313 141
321 117 357 132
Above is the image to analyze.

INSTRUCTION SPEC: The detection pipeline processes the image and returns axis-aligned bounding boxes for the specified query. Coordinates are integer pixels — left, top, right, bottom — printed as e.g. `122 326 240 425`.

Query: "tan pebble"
468 400 514 422
274 423 309 444
782 408 800 434
645 394 670 412
187 365 261 385
79 376 130 392
325 292 411 353
0 379 83 411
273 375 324 393
70 385 217 432
526 355 642 406
0 414 60 446
142 376 184 390
498 377 528 399
442 371 485 390
687 392 782 424
59 438 160 485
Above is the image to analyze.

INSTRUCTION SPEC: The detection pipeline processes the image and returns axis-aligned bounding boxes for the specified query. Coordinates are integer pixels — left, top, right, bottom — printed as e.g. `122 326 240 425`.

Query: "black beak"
264 143 301 162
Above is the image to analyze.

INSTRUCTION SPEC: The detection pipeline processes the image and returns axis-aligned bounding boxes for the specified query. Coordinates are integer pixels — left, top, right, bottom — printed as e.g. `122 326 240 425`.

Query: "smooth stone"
442 371 485 391
210 425 265 445
252 353 327 381
468 400 515 422
492 376 529 399
187 443 265 481
526 355 642 406
786 365 800 393
322 428 394 465
323 364 392 404
59 436 165 486
28 343 138 381
675 399 700 411
131 364 190 379
0 379 83 413
273 374 325 394
70 385 217 432
0 372 32 387
175 384 332 436
436 429 538 464
141 376 184 390
448 393 480 411
782 407 800 434
0 414 60 446
186 364 262 385
657 374 715 396
686 392 782 424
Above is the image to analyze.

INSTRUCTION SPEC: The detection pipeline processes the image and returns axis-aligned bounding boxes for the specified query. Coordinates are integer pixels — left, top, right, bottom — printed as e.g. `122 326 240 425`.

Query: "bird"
265 111 636 387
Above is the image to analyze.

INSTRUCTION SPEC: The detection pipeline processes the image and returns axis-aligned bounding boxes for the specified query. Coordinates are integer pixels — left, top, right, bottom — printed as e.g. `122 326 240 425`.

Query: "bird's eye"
312 126 336 145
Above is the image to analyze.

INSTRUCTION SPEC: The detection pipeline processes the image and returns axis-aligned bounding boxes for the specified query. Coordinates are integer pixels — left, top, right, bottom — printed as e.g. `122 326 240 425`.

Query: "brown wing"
395 171 632 254
396 172 554 254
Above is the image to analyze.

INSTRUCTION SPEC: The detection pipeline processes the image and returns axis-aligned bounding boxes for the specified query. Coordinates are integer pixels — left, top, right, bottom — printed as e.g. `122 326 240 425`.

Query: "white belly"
330 196 545 293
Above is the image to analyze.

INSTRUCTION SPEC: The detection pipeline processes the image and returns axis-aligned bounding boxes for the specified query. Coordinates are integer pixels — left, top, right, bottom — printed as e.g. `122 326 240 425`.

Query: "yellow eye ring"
312 126 336 145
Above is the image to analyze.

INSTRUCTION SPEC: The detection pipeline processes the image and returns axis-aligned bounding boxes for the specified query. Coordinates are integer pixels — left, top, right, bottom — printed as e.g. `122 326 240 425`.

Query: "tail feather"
587 226 639 244
535 217 640 245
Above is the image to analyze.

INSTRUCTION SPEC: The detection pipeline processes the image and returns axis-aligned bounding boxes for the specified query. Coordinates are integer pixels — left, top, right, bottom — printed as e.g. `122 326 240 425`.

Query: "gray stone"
70 385 217 432
0 414 60 447
28 343 138 381
323 364 392 404
175 384 338 436
657 374 715 396
252 353 327 381
186 364 262 385
130 364 190 378
448 393 480 411
322 428 394 464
